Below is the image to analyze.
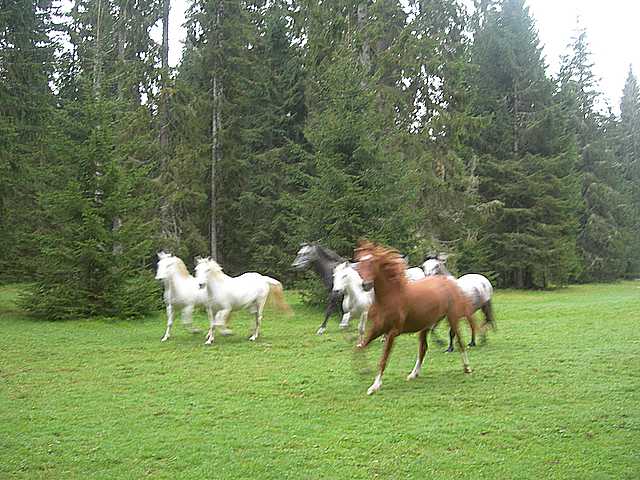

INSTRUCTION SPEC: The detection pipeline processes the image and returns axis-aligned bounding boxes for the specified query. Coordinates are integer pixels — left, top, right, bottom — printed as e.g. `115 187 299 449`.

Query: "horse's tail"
264 277 293 315
482 299 496 331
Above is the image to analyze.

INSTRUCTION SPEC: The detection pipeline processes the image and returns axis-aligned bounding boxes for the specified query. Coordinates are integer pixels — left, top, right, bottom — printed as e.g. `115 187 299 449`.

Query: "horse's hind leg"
250 296 268 341
481 300 496 331
161 304 174 342
367 333 396 395
450 318 472 374
407 329 428 380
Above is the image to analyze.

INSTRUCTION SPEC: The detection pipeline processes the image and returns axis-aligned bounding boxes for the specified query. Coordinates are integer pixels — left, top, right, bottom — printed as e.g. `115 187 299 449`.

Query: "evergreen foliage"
1 0 638 319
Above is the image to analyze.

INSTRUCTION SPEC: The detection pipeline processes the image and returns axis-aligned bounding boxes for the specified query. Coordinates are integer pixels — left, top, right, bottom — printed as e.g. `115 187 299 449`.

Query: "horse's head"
291 243 317 269
332 262 362 294
155 252 177 280
194 258 223 288
354 240 405 291
422 253 449 276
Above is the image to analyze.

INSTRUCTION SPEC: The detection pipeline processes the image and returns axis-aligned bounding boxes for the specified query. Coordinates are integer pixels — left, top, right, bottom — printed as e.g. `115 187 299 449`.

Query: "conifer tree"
468 0 580 288
559 29 628 281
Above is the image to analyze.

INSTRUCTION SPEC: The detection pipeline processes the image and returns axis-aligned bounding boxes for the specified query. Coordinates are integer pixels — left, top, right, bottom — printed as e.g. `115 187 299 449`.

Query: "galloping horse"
155 251 226 342
332 262 374 344
355 241 475 395
292 243 349 334
195 258 291 345
423 254 495 352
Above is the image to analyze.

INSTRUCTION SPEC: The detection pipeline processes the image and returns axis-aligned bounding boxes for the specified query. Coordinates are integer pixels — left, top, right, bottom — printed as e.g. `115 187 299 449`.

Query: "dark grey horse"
292 243 348 334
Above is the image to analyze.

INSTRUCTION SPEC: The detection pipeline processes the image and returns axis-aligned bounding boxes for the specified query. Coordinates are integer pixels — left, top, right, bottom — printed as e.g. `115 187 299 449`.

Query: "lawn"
1 282 639 479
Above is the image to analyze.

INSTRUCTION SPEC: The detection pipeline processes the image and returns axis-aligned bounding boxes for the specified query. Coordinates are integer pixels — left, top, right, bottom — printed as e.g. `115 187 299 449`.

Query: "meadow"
1 282 639 479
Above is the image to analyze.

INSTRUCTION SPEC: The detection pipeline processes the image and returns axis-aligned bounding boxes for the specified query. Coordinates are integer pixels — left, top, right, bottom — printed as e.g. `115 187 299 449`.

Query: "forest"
1 0 639 319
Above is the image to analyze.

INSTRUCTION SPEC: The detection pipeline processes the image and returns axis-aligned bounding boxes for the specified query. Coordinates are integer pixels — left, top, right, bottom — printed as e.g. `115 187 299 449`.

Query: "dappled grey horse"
292 243 348 335
423 254 496 352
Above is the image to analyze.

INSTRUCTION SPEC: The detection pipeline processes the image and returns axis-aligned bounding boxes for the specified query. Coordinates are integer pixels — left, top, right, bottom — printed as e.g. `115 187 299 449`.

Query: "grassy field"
1 282 639 479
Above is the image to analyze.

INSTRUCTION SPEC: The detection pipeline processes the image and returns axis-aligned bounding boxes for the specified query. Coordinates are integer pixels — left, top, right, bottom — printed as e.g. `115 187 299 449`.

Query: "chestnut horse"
355 241 476 395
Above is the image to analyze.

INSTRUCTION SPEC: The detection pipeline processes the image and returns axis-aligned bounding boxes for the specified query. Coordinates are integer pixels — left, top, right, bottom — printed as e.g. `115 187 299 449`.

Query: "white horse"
332 262 374 345
155 251 229 342
422 254 495 350
194 258 291 345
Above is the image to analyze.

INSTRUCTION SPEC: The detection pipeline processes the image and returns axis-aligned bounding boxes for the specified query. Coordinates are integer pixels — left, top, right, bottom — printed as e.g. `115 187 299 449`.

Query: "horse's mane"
375 248 408 287
358 240 407 287
173 257 190 278
315 243 345 263
198 258 225 278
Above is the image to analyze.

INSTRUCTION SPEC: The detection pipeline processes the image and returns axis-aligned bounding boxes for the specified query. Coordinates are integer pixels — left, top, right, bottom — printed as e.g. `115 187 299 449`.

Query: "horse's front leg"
445 328 455 353
205 309 226 345
357 310 367 347
161 304 174 342
181 305 199 334
367 332 396 395
317 292 340 335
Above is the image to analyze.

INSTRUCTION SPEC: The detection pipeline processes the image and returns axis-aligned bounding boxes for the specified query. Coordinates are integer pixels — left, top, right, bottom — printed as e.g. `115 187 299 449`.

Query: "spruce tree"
559 29 628 281
468 0 580 288
618 66 640 276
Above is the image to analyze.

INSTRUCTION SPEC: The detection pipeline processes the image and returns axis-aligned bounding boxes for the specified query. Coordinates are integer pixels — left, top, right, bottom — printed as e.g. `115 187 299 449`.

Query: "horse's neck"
311 255 337 288
373 275 403 304
166 272 197 301
345 274 365 301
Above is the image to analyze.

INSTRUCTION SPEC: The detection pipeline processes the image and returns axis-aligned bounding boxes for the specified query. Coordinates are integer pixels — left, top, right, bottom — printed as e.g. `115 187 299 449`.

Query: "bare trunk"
210 1 223 261
357 2 371 72
117 2 127 101
93 0 103 99
159 0 170 149
211 74 221 261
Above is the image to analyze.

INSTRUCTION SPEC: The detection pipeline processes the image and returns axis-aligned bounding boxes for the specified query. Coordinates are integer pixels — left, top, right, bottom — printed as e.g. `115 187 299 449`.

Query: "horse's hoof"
406 373 419 381
249 335 258 341
339 323 349 329
219 328 233 336
205 340 213 346
367 386 379 395
444 348 454 353
468 341 476 347
316 327 326 335
464 366 473 374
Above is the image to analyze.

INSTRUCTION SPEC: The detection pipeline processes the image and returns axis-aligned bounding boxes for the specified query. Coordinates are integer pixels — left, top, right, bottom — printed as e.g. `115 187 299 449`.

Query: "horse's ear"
158 251 169 259
438 253 449 262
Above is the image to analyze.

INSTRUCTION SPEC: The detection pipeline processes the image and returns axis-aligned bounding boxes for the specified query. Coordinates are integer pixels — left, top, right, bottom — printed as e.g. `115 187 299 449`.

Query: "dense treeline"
1 0 638 318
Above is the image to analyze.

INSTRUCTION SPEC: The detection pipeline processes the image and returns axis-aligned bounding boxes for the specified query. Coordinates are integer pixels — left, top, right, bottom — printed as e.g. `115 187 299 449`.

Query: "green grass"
1 283 639 479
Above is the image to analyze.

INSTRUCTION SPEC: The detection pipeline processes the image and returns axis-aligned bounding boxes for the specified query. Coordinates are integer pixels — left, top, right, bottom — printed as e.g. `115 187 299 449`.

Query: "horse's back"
404 277 460 328
457 274 493 310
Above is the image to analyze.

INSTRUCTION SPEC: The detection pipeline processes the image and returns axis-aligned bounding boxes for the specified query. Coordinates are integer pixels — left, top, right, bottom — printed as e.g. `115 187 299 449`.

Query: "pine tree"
468 0 580 288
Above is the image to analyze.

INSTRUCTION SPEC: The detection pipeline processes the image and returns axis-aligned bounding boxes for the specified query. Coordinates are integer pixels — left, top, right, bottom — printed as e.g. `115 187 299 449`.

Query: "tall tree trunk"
158 0 175 246
159 0 170 149
93 0 103 99
210 1 223 261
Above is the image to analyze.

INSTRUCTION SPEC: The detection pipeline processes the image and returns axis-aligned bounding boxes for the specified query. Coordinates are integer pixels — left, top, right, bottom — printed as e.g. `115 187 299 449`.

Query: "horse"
194 258 291 345
422 254 496 352
155 251 227 342
332 262 374 344
291 242 349 334
354 241 475 395
401 254 427 281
